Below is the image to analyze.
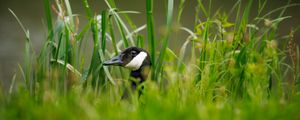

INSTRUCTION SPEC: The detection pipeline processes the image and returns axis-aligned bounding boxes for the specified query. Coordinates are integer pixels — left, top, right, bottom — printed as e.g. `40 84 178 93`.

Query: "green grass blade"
136 34 144 48
108 18 119 54
43 0 54 43
177 0 186 23
83 0 92 19
98 50 116 85
114 17 129 48
125 25 146 41
9 74 17 95
101 10 108 53
155 0 174 80
9 9 32 91
51 59 82 77
197 0 208 18
105 0 134 46
64 0 74 30
146 0 156 80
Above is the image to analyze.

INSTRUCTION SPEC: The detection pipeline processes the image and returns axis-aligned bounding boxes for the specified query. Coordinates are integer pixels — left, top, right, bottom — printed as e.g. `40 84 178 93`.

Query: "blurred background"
0 0 299 89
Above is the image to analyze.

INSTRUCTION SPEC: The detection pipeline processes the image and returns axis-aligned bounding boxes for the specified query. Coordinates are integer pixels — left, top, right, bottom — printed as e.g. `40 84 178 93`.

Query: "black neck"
129 64 151 86
124 64 150 99
130 69 145 82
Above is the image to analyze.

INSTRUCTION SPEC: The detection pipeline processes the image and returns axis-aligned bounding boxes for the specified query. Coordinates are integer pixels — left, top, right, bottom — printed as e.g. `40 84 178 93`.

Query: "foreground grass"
1 0 300 119
1 82 300 120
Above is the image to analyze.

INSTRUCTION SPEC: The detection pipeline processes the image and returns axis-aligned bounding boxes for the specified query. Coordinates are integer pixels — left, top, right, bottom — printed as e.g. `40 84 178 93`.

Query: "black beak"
103 54 123 66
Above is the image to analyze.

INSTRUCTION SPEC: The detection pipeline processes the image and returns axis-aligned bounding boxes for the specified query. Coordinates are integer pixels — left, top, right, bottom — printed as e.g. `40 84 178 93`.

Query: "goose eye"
131 51 137 56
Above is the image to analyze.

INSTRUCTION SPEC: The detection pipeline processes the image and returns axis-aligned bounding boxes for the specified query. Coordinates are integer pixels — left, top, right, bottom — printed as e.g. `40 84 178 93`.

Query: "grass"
1 0 300 119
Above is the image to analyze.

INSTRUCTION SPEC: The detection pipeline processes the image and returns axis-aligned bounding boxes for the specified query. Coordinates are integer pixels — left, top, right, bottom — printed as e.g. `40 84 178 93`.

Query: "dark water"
0 0 299 89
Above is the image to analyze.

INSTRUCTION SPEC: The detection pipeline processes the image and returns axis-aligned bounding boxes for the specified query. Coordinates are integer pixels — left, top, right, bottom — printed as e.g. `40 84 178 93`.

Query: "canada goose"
103 47 151 99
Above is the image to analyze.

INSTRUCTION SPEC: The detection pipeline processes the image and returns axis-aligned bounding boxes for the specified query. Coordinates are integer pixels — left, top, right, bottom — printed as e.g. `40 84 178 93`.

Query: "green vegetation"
1 0 300 119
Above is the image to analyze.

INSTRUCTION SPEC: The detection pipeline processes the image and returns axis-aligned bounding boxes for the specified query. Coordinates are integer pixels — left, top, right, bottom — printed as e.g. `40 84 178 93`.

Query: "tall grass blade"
9 74 17 95
64 0 75 31
101 10 108 53
146 0 156 80
155 0 174 81
51 59 82 77
105 0 134 46
115 18 129 48
8 9 31 92
108 18 119 54
177 0 186 23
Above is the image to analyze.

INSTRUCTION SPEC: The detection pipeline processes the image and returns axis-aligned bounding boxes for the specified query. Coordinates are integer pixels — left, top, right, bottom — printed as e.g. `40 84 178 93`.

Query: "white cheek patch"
125 51 147 70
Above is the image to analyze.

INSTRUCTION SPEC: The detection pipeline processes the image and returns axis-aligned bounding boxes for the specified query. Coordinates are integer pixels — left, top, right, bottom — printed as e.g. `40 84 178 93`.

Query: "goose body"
103 47 151 98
